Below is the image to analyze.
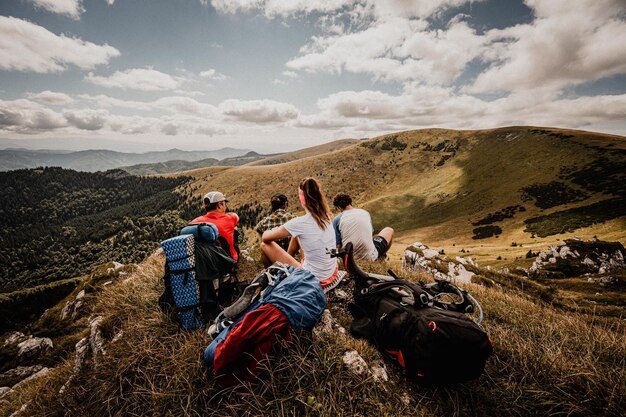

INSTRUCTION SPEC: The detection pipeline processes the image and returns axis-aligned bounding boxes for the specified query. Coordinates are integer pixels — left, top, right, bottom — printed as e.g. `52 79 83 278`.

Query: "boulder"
17 337 52 362
405 241 475 284
89 316 106 358
342 350 369 376
106 262 124 274
529 239 626 277
3 332 28 347
313 310 346 338
60 290 86 321
0 366 44 388
12 368 50 390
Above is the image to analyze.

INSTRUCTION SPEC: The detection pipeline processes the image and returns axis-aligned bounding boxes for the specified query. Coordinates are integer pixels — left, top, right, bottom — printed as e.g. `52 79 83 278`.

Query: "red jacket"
190 212 239 261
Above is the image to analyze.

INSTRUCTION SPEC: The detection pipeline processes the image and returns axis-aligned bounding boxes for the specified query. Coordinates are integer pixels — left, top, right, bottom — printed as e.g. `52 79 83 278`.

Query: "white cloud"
77 94 154 111
210 0 352 17
27 0 84 20
297 84 626 133
63 109 109 131
108 115 157 134
199 68 228 81
0 16 120 73
210 0 480 19
0 99 67 133
219 99 300 124
286 17 484 84
154 96 220 117
469 0 626 93
85 68 184 91
26 91 74 105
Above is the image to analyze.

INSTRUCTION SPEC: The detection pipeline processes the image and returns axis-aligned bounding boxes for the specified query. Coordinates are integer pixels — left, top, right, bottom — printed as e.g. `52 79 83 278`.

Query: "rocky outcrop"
60 290 86 321
0 366 50 401
342 350 388 382
313 309 346 337
404 242 476 284
17 337 52 362
59 315 108 394
0 366 45 388
3 332 28 347
529 239 626 277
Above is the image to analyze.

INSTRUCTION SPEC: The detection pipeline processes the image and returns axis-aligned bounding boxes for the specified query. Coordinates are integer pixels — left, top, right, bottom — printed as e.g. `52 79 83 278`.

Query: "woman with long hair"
261 177 338 287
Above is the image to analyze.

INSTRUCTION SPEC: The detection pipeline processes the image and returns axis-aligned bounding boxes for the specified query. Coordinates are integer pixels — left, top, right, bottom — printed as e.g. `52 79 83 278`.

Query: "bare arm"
262 225 291 243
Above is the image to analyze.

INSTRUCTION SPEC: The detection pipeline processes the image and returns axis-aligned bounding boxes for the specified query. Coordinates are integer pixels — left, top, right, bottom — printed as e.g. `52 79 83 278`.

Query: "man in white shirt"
332 193 394 261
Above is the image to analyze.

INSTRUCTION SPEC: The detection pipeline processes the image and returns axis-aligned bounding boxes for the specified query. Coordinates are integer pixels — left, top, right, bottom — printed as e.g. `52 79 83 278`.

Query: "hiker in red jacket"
190 191 239 261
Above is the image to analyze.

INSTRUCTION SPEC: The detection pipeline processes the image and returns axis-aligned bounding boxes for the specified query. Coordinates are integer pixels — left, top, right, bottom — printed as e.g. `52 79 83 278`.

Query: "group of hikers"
167 176 492 386
189 177 395 289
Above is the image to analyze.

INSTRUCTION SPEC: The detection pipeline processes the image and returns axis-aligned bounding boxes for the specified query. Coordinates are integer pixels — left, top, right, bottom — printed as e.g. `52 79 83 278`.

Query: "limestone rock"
106 262 124 274
0 387 10 398
0 366 44 388
3 332 28 347
239 249 255 263
89 316 106 358
343 350 369 376
12 368 50 390
17 337 52 362
313 309 346 337
62 289 87 321
370 363 389 382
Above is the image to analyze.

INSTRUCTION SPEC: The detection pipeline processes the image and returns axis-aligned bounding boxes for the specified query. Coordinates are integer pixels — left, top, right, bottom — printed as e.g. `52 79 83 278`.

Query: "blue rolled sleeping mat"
160 234 203 330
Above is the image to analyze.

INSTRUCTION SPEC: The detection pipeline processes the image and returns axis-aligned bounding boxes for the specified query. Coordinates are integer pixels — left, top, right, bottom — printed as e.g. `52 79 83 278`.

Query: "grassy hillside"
175 127 625 256
1 250 623 416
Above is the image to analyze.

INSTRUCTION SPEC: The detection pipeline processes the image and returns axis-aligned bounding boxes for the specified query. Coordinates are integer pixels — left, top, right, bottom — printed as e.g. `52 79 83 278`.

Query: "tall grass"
1 253 624 416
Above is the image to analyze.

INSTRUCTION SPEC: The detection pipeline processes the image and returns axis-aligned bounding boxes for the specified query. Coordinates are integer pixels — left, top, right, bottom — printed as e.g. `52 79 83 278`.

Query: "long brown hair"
299 177 332 230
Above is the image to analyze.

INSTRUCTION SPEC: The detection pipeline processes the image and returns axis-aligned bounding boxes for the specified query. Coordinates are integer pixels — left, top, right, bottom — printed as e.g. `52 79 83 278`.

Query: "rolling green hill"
1 126 625 416
175 127 625 256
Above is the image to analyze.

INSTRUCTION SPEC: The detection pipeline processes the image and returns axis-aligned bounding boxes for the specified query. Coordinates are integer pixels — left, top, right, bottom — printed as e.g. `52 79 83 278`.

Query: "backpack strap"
357 279 431 308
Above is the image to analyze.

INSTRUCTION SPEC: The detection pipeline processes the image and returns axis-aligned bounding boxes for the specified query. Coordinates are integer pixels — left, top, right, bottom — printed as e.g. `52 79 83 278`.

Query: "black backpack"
349 278 493 384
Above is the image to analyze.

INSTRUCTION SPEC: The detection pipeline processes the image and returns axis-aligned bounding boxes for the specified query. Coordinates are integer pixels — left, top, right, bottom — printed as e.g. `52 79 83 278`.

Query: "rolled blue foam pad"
180 223 219 243
160 235 195 270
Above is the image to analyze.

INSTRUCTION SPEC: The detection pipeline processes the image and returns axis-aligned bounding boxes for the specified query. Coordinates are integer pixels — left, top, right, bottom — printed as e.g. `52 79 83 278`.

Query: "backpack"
205 264 326 387
349 278 493 384
159 223 237 330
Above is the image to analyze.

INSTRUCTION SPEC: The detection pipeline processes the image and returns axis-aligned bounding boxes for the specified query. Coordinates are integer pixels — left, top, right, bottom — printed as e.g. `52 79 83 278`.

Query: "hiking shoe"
322 270 347 294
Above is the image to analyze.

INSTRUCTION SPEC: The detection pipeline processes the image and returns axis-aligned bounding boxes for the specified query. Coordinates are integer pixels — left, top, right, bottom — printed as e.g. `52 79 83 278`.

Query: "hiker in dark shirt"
255 193 295 258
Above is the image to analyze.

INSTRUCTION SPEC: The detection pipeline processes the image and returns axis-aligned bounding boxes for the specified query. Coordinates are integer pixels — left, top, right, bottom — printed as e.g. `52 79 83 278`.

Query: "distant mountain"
0 148 250 172
120 151 281 175
249 138 360 166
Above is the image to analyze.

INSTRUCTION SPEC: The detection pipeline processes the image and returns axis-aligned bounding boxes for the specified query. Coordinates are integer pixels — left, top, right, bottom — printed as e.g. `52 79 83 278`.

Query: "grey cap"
203 191 228 203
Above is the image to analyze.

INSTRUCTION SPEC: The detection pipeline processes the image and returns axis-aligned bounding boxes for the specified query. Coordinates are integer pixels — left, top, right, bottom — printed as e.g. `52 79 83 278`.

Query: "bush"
472 225 502 240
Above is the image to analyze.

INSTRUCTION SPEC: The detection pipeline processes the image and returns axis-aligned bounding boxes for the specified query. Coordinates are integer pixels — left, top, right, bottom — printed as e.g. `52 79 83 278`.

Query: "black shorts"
372 235 389 260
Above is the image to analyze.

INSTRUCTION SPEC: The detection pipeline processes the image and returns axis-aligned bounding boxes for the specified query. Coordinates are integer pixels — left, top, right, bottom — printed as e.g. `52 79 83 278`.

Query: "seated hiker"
190 191 239 262
255 193 295 265
332 192 394 261
260 177 339 287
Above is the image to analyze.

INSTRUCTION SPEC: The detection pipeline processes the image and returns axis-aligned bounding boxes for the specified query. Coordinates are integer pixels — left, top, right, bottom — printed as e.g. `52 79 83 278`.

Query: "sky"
0 0 625 153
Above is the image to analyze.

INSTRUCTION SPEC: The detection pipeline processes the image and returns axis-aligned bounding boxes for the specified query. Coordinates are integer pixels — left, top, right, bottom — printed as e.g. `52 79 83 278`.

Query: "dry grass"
1 251 624 417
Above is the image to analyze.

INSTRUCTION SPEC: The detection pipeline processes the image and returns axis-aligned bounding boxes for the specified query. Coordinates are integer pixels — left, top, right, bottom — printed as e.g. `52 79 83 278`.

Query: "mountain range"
0 147 250 172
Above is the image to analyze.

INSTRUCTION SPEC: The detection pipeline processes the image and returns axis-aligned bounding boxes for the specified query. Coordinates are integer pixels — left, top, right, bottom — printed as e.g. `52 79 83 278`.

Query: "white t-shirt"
333 208 378 261
284 213 337 280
